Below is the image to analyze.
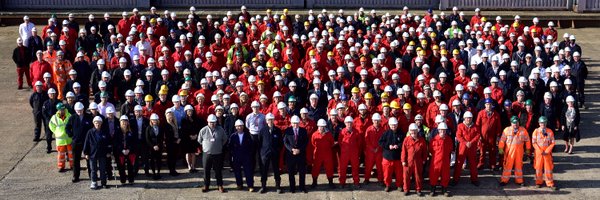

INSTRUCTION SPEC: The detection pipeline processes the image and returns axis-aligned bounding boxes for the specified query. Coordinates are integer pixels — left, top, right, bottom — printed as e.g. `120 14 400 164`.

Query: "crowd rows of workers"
16 5 586 196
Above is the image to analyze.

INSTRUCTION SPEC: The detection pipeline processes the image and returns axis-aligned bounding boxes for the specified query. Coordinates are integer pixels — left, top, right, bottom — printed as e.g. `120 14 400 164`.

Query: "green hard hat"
511 116 519 124
100 92 108 98
185 77 192 81
56 102 65 110
538 116 547 123
525 99 533 106
96 43 103 48
288 96 296 102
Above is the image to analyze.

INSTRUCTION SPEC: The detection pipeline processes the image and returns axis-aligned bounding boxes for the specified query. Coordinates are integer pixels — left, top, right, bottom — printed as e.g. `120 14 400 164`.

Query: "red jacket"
401 136 428 166
312 131 334 155
30 60 52 85
476 110 501 142
456 123 480 152
339 128 361 155
429 134 454 171
365 125 384 153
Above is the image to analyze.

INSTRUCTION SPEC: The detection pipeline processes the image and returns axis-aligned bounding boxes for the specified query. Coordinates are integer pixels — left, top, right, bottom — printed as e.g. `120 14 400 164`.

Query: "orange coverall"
52 59 72 100
499 126 531 184
532 127 556 187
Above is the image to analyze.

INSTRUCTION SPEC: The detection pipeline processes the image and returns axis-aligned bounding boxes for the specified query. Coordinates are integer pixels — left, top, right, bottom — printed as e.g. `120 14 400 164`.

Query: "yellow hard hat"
421 40 428 45
257 80 265 85
251 57 259 62
390 101 400 109
226 59 234 65
304 21 310 26
242 63 250 68
309 50 316 56
150 18 156 23
403 103 412 110
416 47 423 52
382 102 390 108
327 51 334 56
531 29 537 33
179 90 188 96
158 89 168 95
441 49 448 55
266 9 272 13
430 32 437 38
328 28 334 33
144 94 154 102
491 26 497 31
281 15 287 20
409 41 416 46
419 50 426 56
266 61 273 68
453 49 460 54
381 93 389 99
273 67 279 71
160 85 169 92
481 17 487 22
285 63 292 69
364 93 373 99
432 45 439 50
513 22 519 28
283 8 289 13
351 87 359 93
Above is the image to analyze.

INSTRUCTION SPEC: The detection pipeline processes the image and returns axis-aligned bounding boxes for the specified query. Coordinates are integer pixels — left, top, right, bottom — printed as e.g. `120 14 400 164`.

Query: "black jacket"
130 117 150 142
12 46 32 67
283 127 308 157
30 91 48 114
228 131 255 161
379 129 405 160
83 128 110 159
258 125 283 160
114 130 138 155
66 113 93 144
145 125 164 150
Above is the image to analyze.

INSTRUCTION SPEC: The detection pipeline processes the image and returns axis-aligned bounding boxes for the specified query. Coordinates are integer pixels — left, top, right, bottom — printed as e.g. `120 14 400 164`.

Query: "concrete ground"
0 24 598 200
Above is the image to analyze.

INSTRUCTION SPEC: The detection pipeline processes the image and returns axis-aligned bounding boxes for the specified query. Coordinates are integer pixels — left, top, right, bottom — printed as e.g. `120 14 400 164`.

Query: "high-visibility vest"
49 112 72 146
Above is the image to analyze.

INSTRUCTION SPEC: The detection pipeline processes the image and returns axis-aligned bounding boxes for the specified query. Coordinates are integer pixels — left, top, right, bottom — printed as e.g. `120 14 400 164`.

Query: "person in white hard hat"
198 114 228 193
452 111 480 186
257 113 283 193
13 37 32 89
42 88 61 153
378 117 404 192
338 116 361 189
65 101 93 183
428 122 453 197
229 119 256 192
310 118 336 189
364 113 384 184
283 115 308 193
84 116 109 189
31 81 48 142
145 113 164 180
401 123 428 196
114 115 136 185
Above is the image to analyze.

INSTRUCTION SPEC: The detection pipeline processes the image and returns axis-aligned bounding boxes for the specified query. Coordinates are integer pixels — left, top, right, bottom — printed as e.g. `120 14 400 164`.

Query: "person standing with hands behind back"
145 113 163 180
84 116 110 190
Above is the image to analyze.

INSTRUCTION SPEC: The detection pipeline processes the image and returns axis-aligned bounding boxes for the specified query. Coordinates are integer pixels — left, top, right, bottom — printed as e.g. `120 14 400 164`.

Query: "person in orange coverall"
429 122 453 197
52 50 72 100
499 116 531 187
476 98 502 171
402 123 428 196
452 111 480 186
532 116 558 190
338 116 361 189
363 113 385 184
311 119 336 189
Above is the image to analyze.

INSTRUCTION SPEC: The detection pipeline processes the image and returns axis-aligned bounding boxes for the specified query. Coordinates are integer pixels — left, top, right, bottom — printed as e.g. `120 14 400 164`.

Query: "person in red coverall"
402 123 428 196
428 123 453 197
452 111 480 186
476 98 501 171
363 113 384 184
338 116 361 189
310 119 336 189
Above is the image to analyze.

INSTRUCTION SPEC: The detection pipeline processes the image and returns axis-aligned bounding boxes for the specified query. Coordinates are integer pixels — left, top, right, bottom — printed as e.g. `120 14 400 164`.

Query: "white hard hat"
463 111 473 118
317 119 327 127
88 102 98 110
291 115 300 123
266 113 275 120
106 107 115 114
372 113 381 121
207 114 217 122
409 123 419 130
235 119 244 126
344 116 353 123
74 102 84 111
438 123 448 130
388 117 398 125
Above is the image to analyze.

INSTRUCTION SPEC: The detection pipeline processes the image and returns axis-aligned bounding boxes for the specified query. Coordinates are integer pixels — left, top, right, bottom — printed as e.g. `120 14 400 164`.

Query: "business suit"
258 125 283 189
66 113 93 181
130 117 149 175
229 131 255 188
283 126 308 192
145 125 164 179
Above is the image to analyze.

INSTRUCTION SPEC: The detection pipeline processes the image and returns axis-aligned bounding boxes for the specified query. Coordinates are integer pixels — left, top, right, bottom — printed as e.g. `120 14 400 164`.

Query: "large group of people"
17 5 587 196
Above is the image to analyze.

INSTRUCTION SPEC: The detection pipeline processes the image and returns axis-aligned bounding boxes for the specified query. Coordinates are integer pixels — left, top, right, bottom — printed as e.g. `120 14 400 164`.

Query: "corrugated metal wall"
3 0 141 9
155 0 304 8
444 0 569 10
307 0 440 9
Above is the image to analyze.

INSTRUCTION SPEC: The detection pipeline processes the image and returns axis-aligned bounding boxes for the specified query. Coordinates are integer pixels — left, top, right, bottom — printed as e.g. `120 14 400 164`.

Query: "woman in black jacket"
145 113 164 180
114 115 137 184
561 95 580 154
84 116 110 189
181 105 203 172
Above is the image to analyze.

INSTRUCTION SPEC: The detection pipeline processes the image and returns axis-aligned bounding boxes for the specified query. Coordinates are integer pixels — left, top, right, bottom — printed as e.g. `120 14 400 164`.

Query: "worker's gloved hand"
499 149 504 155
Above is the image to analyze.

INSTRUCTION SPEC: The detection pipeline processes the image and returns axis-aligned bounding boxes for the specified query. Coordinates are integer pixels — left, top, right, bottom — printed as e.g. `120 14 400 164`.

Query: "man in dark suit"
258 113 283 193
229 120 255 192
131 105 150 176
283 115 308 193
66 102 93 183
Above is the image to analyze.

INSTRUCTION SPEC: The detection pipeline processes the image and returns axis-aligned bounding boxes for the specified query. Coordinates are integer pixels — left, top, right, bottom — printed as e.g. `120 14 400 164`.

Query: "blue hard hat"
461 93 470 100
504 99 512 107
484 98 494 104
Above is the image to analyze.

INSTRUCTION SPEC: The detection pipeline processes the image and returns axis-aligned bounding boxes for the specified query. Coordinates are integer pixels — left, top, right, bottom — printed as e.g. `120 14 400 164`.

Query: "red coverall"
499 126 531 184
338 128 361 186
476 110 501 169
311 131 335 180
453 123 480 183
300 119 317 167
364 125 384 182
429 134 454 187
401 136 428 192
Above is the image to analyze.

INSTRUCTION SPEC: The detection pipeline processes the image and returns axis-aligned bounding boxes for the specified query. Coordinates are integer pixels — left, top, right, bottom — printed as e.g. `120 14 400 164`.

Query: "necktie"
294 128 298 142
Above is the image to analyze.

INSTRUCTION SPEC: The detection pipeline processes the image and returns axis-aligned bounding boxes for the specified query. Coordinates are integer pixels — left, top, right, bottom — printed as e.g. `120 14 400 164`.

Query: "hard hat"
74 102 84 111
120 115 129 121
525 99 533 106
566 95 575 102
235 119 244 126
93 116 103 123
317 119 327 127
134 105 143 111
538 116 547 124
88 102 98 110
415 114 423 120
390 101 400 109
56 102 65 110
438 122 448 130
207 114 217 122
106 106 115 114
291 115 300 123
510 116 519 124
358 104 367 110
409 123 419 130
402 103 412 110
344 116 353 123
463 111 473 118
372 113 381 121
144 95 154 102
388 117 398 125
439 104 449 111
266 113 275 120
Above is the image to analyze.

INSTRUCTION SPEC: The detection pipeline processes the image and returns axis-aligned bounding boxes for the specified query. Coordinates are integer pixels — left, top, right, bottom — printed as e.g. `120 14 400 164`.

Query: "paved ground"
0 24 598 200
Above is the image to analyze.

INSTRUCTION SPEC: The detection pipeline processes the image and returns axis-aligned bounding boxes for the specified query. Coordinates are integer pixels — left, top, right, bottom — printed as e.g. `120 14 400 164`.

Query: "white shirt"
237 132 244 144
19 22 35 47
